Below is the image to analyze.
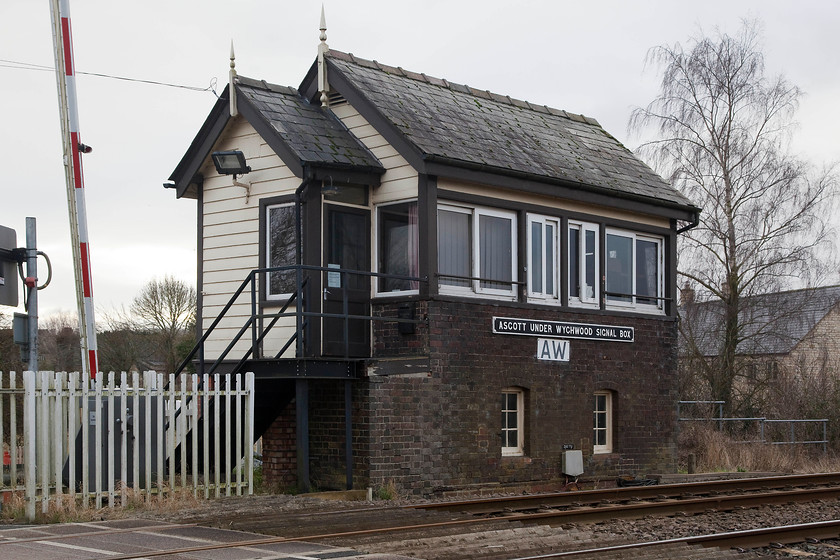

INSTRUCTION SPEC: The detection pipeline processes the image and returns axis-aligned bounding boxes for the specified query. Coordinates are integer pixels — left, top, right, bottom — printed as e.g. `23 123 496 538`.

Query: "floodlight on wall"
211 150 252 203
211 150 251 175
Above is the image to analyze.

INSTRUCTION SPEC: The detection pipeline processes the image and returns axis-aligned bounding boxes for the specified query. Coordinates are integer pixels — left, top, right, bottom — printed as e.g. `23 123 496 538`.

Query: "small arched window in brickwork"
594 391 614 454
502 387 525 456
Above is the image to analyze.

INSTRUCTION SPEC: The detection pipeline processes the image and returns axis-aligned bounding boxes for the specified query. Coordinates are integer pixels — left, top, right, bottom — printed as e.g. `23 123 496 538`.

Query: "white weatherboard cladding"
331 103 418 203
201 118 300 361
437 178 671 229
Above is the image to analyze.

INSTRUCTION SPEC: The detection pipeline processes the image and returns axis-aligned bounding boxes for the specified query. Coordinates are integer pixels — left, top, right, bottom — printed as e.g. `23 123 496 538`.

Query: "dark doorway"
323 205 370 357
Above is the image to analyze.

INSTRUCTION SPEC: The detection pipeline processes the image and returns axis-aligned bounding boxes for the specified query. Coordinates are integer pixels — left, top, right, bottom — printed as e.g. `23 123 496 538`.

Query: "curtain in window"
379 202 419 292
407 202 419 289
636 239 659 304
479 214 512 291
438 210 470 287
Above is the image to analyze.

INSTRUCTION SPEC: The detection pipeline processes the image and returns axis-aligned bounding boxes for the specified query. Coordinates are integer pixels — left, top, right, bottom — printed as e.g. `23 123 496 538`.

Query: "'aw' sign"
537 338 570 362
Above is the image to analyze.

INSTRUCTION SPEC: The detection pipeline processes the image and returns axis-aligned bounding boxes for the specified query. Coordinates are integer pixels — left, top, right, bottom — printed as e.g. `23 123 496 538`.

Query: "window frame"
593 391 613 454
264 201 298 302
375 199 420 297
437 203 517 300
605 228 665 313
527 214 560 302
568 220 600 308
501 388 525 457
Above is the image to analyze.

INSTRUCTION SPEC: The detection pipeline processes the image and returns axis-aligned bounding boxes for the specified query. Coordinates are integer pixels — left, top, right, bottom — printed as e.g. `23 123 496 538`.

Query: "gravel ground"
110 491 840 559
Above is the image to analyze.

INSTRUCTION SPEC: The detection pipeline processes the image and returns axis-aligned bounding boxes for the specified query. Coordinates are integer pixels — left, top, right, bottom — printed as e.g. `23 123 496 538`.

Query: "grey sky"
1 0 837 321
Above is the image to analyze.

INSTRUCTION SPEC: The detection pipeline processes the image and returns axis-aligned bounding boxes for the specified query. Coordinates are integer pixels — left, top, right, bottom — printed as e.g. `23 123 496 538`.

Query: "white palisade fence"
0 371 255 521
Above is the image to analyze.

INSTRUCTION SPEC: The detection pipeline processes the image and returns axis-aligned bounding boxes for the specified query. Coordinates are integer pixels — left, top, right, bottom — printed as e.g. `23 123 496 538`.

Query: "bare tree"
630 20 837 414
39 312 82 372
130 276 196 374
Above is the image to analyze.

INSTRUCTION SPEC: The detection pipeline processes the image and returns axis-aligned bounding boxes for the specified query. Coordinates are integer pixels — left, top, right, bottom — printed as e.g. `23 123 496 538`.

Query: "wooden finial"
229 40 238 117
317 5 330 107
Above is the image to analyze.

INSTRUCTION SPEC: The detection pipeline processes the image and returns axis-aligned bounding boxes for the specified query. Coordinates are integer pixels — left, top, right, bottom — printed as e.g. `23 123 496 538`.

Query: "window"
266 202 298 300
438 205 516 298
502 388 524 456
593 391 613 454
605 229 663 311
377 201 419 293
527 215 559 301
568 221 599 306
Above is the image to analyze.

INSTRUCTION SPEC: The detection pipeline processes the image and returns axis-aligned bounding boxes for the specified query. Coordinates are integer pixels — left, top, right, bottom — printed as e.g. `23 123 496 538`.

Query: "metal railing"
677 401 828 453
174 265 427 377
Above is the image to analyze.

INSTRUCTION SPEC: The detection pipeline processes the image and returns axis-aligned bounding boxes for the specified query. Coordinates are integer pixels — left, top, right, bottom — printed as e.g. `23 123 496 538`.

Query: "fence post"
23 371 36 521
246 372 254 495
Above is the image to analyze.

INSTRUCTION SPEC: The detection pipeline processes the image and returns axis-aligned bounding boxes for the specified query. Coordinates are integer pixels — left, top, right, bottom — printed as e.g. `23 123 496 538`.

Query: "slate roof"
681 286 840 357
236 77 381 171
324 50 696 211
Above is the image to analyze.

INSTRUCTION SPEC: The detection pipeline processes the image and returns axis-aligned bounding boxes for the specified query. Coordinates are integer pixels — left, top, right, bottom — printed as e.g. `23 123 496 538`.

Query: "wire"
0 58 217 93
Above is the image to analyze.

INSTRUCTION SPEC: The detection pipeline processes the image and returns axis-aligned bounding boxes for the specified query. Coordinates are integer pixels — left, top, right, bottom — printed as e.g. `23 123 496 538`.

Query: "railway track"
5 473 840 559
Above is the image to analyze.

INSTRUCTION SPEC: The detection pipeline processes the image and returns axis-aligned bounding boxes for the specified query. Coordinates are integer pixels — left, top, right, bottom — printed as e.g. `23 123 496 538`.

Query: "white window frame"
593 391 613 454
605 228 664 313
568 220 600 308
438 204 517 300
375 199 420 297
502 388 525 457
527 214 560 302
265 202 297 301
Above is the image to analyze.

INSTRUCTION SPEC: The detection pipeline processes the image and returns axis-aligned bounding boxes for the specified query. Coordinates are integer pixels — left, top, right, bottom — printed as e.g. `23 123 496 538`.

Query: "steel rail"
508 519 840 559
411 472 840 514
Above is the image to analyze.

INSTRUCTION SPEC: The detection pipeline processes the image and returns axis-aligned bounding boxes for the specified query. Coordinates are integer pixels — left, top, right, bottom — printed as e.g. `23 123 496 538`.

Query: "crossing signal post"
0 219 44 371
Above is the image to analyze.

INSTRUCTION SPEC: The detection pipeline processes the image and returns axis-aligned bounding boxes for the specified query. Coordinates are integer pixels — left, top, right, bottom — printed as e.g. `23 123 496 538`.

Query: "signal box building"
168 32 699 493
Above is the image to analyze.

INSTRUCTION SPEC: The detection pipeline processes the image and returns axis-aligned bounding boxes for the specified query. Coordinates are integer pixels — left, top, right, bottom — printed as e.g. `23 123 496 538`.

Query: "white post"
168 374 176 494
40 371 49 514
94 373 102 508
191 373 198 497
81 372 90 499
156 373 164 497
202 374 210 499
235 373 242 495
120 372 128 505
132 371 140 494
10 371 18 492
68 371 77 499
224 374 231 497
246 373 254 495
53 372 65 508
23 371 36 521
213 373 220 498
179 374 187 489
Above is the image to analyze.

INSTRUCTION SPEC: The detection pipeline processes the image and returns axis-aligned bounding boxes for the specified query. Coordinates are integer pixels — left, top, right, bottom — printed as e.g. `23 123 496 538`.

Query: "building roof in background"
681 285 840 357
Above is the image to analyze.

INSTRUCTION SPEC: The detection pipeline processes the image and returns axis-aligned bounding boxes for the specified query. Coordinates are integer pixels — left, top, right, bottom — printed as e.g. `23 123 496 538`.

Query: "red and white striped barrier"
50 0 98 376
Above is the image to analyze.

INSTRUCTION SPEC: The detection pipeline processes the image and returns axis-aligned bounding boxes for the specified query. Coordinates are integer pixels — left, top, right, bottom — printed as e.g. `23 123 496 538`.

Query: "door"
323 205 371 357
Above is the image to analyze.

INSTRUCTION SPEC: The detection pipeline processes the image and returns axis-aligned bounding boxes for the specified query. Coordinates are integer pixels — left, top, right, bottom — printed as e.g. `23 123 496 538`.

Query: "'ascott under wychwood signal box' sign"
492 316 634 343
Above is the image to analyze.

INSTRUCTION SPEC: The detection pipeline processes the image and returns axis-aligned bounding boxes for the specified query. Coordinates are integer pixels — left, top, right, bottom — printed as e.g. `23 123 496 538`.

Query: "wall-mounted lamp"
211 150 251 175
321 176 341 196
211 150 252 203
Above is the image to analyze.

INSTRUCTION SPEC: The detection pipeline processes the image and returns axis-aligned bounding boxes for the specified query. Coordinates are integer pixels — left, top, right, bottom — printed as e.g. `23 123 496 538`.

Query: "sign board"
0 225 18 307
493 316 634 343
537 338 570 361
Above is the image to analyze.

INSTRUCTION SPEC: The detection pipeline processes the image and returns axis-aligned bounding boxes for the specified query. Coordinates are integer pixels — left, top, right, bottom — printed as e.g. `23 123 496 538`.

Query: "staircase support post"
345 379 353 490
295 379 310 492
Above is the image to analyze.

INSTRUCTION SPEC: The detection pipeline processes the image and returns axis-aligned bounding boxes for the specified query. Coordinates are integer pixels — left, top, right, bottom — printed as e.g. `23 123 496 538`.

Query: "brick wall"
365 297 679 493
262 297 679 494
